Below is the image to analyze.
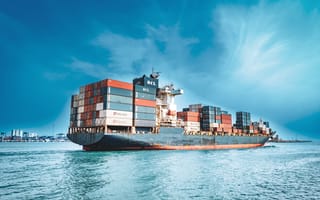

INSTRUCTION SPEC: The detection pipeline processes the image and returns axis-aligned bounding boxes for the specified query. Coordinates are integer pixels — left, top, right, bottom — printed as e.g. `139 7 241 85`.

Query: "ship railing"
183 131 272 137
68 126 105 134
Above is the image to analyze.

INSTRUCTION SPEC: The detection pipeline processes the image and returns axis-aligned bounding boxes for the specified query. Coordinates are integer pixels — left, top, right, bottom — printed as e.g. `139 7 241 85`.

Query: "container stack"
70 79 133 133
70 94 79 128
189 104 202 112
235 112 251 129
177 111 200 132
200 106 221 131
219 113 232 133
133 75 158 132
101 79 133 132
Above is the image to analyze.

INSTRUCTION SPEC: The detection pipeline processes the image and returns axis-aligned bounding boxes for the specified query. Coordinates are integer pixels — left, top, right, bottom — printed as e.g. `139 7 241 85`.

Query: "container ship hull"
68 128 270 151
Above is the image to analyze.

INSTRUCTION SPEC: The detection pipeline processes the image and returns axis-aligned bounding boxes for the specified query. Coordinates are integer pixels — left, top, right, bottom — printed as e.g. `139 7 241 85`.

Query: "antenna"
150 67 160 79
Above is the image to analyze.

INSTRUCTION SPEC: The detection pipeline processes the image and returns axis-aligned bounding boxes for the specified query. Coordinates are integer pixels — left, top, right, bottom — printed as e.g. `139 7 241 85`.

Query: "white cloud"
210 1 320 122
69 57 109 79
43 72 67 80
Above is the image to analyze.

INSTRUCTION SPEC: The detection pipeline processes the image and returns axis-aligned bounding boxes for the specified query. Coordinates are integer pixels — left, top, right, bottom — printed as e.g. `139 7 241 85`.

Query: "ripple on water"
1 142 320 199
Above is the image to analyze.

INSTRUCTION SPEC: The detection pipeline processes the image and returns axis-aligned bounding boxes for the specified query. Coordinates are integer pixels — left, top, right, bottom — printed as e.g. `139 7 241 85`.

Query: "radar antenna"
150 68 160 79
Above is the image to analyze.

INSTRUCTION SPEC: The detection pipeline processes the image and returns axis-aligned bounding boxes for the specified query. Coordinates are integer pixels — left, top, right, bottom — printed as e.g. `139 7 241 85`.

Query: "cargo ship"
68 71 274 151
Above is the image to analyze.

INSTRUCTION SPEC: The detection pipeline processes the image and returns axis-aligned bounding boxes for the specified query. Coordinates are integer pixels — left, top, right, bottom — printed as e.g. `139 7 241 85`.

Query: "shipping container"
135 91 156 100
105 102 133 112
78 100 84 106
100 79 133 90
80 86 85 94
96 103 104 111
177 111 200 122
101 87 133 97
72 100 79 108
107 94 133 105
188 104 202 112
106 110 133 119
134 85 157 94
135 112 156 120
134 119 156 127
184 121 200 127
134 98 156 107
77 120 83 127
135 105 156 113
78 93 85 100
106 118 132 126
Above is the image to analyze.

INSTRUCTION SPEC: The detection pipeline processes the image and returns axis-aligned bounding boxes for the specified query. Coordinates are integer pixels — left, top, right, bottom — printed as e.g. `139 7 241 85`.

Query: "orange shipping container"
107 79 133 91
134 98 156 107
177 111 200 122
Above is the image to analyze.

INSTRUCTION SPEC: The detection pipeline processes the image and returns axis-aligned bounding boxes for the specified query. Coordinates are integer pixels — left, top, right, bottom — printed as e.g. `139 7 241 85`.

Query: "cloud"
69 57 109 79
43 72 67 80
90 25 201 86
209 1 320 123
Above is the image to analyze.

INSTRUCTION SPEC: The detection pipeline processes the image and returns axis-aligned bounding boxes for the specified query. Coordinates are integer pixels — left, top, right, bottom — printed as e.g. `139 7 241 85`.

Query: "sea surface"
0 142 319 200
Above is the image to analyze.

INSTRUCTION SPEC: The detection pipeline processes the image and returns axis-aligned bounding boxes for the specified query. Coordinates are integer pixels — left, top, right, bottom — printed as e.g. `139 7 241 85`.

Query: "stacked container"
201 106 221 131
235 112 251 130
177 111 200 132
133 75 158 132
219 113 232 133
101 79 133 130
70 94 79 128
189 104 202 112
70 79 133 133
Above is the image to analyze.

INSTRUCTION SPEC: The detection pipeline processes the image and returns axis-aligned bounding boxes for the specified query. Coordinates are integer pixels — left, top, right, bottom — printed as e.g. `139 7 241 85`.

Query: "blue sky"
0 0 319 139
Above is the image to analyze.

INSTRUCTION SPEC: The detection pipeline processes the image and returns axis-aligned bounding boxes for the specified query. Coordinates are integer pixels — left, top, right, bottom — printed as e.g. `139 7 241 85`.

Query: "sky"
0 0 319 139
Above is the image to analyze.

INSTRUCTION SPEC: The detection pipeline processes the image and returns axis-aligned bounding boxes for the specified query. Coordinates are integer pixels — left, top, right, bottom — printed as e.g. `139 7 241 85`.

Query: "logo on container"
146 80 156 86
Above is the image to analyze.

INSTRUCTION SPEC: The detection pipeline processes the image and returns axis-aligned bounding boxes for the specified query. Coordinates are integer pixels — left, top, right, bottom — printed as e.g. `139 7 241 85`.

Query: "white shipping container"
106 118 132 126
106 110 133 119
77 114 81 120
77 120 83 127
99 110 106 118
185 122 200 127
79 93 85 100
72 100 79 108
96 103 104 111
78 106 84 113
80 86 85 93
78 100 84 106
212 123 219 128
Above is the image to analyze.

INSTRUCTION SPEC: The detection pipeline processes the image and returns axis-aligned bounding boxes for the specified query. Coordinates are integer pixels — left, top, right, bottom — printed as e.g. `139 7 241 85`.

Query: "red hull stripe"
83 143 264 151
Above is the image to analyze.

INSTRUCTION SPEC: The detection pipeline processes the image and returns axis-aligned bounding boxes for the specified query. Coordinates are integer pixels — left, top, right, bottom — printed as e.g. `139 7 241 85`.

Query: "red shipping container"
97 96 103 103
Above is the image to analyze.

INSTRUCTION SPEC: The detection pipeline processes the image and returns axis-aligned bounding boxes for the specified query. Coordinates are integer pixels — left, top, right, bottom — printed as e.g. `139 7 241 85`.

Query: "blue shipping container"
134 85 157 94
101 87 133 97
134 119 156 127
135 92 156 100
135 105 156 114
108 94 132 104
135 112 156 120
105 102 133 112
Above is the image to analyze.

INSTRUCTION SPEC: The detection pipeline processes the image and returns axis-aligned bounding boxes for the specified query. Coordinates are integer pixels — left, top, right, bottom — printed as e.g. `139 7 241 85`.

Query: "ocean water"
0 142 319 200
